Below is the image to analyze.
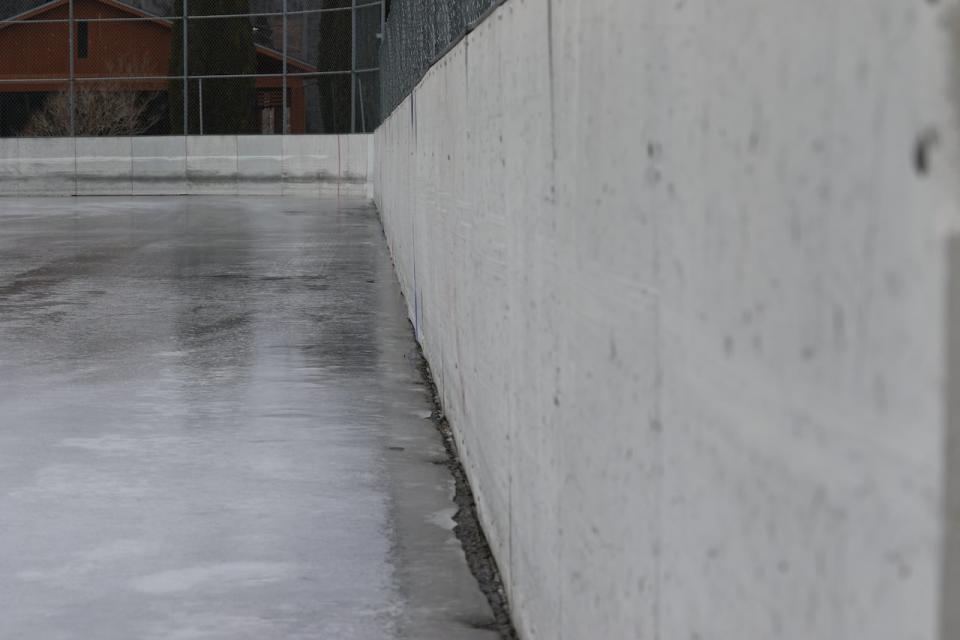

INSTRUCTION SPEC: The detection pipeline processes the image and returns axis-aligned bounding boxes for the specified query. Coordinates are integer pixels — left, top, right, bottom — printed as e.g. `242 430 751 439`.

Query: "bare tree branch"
23 56 165 137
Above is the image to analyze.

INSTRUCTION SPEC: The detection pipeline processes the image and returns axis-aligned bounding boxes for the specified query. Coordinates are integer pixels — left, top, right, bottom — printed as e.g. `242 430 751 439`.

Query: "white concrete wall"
0 134 374 197
374 1 960 639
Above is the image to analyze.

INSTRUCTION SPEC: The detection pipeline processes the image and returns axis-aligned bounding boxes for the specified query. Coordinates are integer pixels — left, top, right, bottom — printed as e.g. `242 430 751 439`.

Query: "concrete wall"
0 134 374 197
374 1 960 639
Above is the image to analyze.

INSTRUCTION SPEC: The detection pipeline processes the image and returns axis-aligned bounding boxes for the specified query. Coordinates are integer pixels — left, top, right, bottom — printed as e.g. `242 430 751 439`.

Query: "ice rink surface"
0 196 496 640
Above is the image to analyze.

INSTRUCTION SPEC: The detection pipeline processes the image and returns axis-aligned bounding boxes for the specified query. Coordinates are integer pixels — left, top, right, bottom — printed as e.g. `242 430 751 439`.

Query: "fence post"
198 78 204 135
351 0 357 134
183 0 189 135
68 0 75 136
358 78 366 133
282 0 288 134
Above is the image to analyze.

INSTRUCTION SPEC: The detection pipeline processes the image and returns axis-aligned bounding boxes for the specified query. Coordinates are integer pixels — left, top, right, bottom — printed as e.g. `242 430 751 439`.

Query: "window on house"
77 21 88 59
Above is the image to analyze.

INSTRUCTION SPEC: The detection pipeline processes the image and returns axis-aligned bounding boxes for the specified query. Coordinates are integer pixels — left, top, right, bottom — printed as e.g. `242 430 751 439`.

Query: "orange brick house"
0 0 316 134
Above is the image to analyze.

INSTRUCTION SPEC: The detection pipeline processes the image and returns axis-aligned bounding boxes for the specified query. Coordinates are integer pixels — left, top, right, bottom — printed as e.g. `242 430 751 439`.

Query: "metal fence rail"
0 0 383 137
379 0 503 118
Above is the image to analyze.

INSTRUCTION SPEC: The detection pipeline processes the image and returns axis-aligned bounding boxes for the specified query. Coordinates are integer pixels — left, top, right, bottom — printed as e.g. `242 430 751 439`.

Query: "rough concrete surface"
0 196 498 640
374 0 960 639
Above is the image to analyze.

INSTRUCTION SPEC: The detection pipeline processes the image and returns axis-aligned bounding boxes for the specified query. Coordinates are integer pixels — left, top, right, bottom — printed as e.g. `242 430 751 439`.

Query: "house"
0 0 318 135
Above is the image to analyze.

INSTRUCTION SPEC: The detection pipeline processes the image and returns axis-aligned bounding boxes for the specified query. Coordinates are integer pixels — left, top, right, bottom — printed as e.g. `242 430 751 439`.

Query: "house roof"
0 0 317 72
0 0 168 27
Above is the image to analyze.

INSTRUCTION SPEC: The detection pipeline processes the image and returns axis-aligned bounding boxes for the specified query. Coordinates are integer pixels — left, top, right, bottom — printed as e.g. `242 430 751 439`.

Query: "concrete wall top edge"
0 134 375 197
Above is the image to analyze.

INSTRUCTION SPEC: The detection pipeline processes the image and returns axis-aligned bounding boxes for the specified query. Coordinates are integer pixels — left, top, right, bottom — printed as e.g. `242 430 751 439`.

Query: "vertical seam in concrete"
73 136 78 197
498 25 515 623
412 200 419 338
653 300 663 640
14 136 20 198
129 136 134 195
943 235 960 640
410 92 419 339
652 133 664 640
546 0 557 201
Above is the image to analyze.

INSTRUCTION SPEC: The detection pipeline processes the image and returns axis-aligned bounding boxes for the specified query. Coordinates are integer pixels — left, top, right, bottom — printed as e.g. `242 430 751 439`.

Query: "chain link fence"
379 0 501 118
0 0 383 137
